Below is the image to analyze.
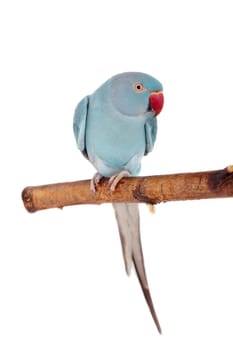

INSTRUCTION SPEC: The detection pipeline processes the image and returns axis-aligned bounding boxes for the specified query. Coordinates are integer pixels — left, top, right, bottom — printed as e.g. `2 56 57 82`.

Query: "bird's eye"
133 83 144 93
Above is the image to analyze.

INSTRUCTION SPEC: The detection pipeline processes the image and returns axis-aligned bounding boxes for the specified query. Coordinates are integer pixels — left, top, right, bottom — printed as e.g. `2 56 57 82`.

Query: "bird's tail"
112 202 162 334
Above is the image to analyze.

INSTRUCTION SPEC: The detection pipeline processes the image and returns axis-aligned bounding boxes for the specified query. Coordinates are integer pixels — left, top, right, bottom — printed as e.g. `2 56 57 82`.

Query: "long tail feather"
113 202 162 334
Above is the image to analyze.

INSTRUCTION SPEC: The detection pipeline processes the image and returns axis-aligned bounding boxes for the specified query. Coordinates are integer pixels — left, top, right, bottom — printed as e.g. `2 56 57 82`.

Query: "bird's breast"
86 110 146 173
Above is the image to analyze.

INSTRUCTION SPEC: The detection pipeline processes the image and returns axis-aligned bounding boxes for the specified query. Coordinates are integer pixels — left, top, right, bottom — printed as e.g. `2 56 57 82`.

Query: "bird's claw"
90 172 103 192
108 170 130 192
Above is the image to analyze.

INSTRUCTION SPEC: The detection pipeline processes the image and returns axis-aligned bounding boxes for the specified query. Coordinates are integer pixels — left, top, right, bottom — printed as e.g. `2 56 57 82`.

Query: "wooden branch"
22 166 233 213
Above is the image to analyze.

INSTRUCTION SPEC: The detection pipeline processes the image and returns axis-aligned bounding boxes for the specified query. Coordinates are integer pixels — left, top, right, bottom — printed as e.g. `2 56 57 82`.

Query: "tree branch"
21 166 233 213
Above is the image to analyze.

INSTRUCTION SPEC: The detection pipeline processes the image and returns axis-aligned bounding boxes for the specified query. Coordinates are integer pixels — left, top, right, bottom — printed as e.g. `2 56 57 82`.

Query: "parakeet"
73 72 164 333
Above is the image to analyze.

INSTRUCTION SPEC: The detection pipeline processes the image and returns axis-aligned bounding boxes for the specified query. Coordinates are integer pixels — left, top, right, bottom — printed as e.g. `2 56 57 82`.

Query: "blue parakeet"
73 72 164 333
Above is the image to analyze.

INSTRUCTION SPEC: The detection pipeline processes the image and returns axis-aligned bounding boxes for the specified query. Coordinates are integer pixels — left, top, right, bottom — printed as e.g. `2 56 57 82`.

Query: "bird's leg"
90 172 104 192
108 170 130 192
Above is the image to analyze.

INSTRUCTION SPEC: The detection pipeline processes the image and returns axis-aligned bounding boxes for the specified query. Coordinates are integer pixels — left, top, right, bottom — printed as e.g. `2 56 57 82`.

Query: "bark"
22 166 233 213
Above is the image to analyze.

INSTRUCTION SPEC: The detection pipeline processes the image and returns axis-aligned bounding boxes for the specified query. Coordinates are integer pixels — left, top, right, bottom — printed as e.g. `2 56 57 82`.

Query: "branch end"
227 165 233 173
21 187 37 213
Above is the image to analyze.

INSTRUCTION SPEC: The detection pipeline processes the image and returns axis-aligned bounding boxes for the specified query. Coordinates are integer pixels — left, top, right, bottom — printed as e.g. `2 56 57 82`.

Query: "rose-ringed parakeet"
73 72 164 333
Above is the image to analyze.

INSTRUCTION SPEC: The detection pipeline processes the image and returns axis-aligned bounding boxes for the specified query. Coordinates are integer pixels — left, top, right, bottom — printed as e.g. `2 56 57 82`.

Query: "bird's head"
110 72 164 117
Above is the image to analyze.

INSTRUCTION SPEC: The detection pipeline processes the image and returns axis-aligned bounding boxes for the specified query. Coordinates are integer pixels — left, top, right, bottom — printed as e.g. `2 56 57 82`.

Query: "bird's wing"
144 117 158 155
73 95 89 159
113 202 162 333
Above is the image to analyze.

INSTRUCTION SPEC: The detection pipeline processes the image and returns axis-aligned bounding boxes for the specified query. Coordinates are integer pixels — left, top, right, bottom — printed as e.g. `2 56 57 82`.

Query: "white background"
0 0 233 349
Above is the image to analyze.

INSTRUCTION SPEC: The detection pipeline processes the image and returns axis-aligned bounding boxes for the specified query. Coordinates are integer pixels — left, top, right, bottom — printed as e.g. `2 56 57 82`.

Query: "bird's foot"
108 170 130 192
90 172 103 192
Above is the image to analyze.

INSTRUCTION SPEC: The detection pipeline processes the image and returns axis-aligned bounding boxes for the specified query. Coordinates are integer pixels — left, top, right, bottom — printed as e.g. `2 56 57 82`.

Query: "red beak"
149 91 164 116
